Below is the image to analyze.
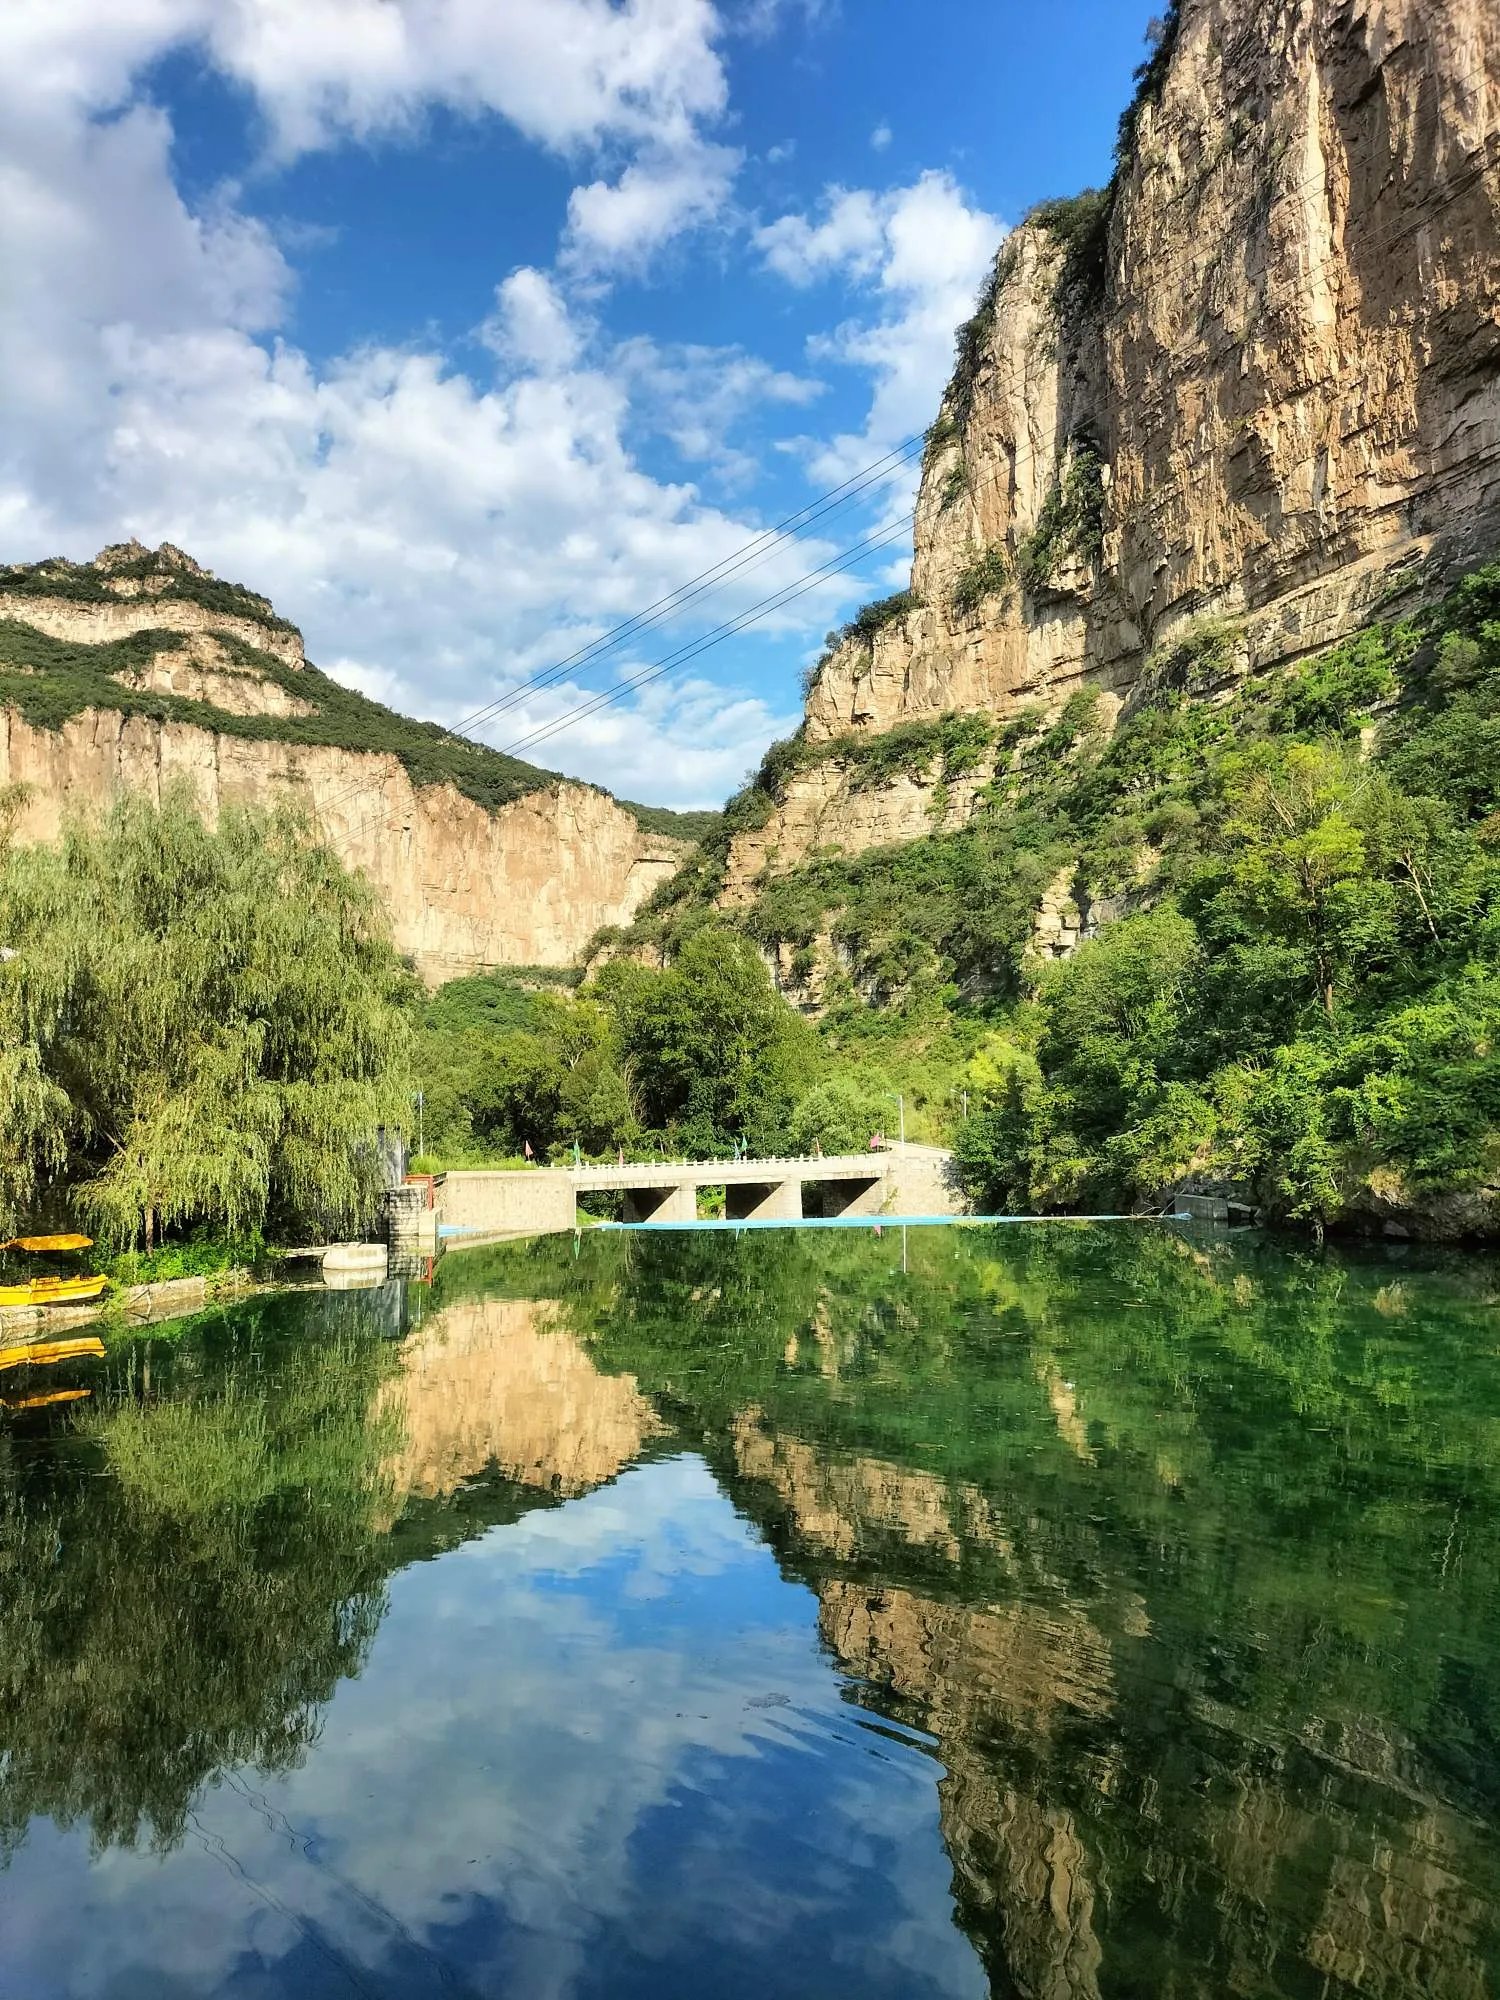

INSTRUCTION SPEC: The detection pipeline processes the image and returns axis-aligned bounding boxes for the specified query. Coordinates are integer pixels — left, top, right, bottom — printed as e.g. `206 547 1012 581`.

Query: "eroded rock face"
729 0 1499 904
1 706 686 981
0 546 689 982
813 0 1499 742
107 633 317 716
10 595 307 671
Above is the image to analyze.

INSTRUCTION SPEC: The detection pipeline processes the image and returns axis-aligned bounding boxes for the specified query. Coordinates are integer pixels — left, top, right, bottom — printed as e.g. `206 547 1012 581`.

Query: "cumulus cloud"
0 0 853 806
7 0 731 159
757 170 1002 484
870 121 892 151
0 3 994 808
8 0 743 275
481 267 585 373
562 138 742 277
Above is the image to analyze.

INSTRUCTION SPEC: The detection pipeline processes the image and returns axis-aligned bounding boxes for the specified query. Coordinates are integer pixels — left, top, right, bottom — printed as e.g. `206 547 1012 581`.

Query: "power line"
308 431 930 827
315 122 1497 849
482 142 1500 763
499 513 918 759
329 511 915 854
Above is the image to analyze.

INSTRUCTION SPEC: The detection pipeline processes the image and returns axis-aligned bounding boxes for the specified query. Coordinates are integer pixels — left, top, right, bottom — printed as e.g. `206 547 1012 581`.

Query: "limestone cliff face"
724 0 1500 901
0 544 689 983
1 708 686 983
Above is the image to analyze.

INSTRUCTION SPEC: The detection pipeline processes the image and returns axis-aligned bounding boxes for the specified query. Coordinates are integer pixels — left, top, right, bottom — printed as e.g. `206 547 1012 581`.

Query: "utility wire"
308 431 929 826
330 510 915 852
499 513 918 759
316 127 1498 850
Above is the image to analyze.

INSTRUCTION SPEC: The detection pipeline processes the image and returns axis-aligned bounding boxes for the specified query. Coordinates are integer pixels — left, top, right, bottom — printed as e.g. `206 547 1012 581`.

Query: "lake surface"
2 1224 1499 1998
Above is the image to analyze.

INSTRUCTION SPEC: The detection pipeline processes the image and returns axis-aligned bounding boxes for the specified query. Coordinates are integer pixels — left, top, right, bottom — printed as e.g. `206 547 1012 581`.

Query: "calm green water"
2 1224 1499 1998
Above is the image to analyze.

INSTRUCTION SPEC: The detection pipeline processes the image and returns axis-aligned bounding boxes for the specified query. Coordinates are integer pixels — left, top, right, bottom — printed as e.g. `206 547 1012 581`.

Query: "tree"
1214 743 1375 1020
789 1075 891 1156
0 787 414 1244
595 927 816 1154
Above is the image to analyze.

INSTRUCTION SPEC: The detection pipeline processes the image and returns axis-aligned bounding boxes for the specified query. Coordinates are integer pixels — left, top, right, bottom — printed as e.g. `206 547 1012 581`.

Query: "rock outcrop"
720 0 1500 906
0 544 691 982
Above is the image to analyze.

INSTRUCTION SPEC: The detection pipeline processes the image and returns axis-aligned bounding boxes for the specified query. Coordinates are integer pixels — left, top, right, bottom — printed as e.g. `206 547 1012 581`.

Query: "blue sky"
1 1 1151 807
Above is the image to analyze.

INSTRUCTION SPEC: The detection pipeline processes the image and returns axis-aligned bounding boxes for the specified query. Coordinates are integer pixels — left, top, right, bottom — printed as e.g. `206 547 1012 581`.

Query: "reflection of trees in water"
0 1294 405 1856
0 1282 665 1862
4 1225 1500 1996
500 1223 1500 1999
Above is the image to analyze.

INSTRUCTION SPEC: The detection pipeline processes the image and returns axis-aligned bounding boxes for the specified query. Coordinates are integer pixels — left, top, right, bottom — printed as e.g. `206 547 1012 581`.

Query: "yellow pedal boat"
0 1274 109 1310
1 1385 93 1410
0 1234 94 1252
0 1335 107 1371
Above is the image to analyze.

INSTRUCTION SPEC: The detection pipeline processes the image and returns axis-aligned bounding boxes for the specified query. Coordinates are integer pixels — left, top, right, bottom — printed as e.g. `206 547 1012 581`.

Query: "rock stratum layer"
724 0 1500 899
0 543 691 983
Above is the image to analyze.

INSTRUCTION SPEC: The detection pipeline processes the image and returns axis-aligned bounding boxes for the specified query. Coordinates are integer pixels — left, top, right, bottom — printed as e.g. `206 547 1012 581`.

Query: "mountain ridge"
0 541 711 981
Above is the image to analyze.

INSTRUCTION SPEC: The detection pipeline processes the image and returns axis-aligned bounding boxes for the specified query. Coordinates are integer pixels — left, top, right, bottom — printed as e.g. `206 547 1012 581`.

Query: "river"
1 1223 1497 1997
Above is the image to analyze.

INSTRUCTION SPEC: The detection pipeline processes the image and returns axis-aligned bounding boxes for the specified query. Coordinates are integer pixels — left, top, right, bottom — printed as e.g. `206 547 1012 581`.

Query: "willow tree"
0 786 415 1245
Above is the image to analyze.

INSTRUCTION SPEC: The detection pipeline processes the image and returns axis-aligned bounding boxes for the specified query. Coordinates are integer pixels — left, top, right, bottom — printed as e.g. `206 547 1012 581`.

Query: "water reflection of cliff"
384 1295 663 1502
722 1407 1498 2000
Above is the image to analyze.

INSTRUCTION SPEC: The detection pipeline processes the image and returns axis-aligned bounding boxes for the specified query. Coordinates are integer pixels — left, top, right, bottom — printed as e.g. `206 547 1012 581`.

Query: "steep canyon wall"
725 0 1500 903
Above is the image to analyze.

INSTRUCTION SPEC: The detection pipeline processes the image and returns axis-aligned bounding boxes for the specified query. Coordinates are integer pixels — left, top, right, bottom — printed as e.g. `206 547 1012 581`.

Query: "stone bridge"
393 1145 962 1246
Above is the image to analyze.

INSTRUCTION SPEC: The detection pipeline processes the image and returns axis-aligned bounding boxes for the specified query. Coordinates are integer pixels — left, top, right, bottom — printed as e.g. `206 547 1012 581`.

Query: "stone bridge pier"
725 1179 802 1221
621 1183 697 1223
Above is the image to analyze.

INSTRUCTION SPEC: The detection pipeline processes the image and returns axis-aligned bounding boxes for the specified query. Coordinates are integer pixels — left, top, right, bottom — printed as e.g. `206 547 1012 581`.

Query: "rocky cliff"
0 542 694 983
715 0 1500 918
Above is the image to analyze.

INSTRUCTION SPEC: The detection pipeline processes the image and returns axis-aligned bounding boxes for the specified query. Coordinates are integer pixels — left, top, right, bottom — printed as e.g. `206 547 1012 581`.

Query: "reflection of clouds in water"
1 1455 985 2000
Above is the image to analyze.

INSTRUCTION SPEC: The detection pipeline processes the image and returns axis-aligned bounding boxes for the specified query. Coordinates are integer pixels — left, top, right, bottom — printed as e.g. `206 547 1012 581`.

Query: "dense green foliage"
953 567 1500 1226
0 789 414 1246
1027 186 1114 303
416 928 817 1163
612 561 1500 1231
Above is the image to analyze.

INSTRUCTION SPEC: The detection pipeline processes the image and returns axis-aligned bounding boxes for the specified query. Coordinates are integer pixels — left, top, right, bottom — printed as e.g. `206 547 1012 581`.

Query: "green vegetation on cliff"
0 553 714 840
0 548 300 639
608 562 1500 1232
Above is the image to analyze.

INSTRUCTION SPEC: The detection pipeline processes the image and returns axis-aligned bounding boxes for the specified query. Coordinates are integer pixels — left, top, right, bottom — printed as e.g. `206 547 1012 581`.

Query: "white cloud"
481 267 585 373
758 171 1002 484
870 121 892 151
0 6 997 811
7 0 731 160
562 138 742 276
755 185 886 286
5 0 743 275
0 0 859 808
